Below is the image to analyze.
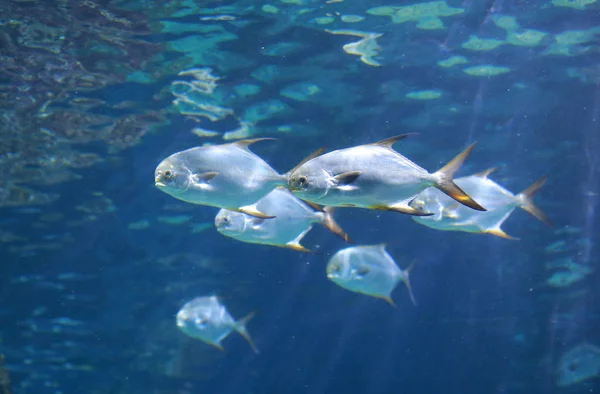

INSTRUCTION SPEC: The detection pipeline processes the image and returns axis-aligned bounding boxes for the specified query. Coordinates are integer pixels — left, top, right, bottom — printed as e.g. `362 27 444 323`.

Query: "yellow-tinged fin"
284 242 315 254
302 199 326 213
320 206 353 243
232 138 277 150
285 147 326 176
516 176 553 227
375 294 397 308
369 204 434 217
368 133 415 149
234 311 259 354
485 228 520 240
209 342 226 352
234 206 275 219
472 167 497 178
433 143 487 212
401 260 417 306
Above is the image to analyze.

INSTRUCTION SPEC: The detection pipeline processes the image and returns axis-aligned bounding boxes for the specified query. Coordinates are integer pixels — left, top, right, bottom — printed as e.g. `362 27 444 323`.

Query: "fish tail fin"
320 206 353 243
235 311 259 354
402 260 417 306
432 143 486 212
516 176 553 227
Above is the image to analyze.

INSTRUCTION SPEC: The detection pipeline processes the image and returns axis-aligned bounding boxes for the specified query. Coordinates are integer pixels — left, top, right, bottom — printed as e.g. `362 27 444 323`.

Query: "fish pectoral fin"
356 267 370 276
333 171 361 187
370 204 434 217
485 228 520 240
192 171 219 184
248 217 266 229
236 205 275 219
284 242 314 254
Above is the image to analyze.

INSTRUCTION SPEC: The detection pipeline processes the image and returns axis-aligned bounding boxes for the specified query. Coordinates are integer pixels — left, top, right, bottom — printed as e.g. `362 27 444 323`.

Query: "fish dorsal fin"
286 147 325 175
473 167 497 178
232 138 277 151
368 133 415 149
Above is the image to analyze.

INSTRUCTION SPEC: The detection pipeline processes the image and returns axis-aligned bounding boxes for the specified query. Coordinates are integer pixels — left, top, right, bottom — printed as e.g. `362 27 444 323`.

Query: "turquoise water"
1 0 599 393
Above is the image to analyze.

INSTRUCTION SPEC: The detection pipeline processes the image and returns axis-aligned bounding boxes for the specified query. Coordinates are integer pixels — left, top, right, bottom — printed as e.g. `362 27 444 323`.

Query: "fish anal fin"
473 167 497 178
320 206 352 243
517 176 553 227
235 206 275 219
333 171 361 186
286 147 326 176
284 242 314 254
209 342 226 352
375 295 397 308
370 204 434 217
369 133 416 149
302 200 325 213
433 143 487 212
486 228 520 240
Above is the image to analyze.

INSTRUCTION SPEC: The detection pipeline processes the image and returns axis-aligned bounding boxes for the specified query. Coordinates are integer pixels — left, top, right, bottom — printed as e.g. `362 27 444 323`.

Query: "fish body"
155 139 286 218
288 135 485 216
326 244 416 306
410 168 551 239
176 296 258 353
215 187 349 252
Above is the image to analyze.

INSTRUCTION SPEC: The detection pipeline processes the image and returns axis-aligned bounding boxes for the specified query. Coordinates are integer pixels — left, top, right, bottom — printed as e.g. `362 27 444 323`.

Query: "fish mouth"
155 178 166 188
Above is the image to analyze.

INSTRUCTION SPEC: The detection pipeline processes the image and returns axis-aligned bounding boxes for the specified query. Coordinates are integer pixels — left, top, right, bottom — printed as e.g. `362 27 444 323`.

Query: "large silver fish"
287 134 486 216
326 244 416 307
215 187 350 253
176 296 258 353
410 168 551 239
155 139 293 219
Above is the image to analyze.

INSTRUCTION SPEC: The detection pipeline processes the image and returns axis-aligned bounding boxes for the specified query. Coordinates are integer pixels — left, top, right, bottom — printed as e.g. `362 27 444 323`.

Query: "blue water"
1 0 599 393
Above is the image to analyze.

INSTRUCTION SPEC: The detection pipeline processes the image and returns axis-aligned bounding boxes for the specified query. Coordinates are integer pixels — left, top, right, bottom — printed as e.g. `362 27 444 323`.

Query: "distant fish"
288 134 485 216
326 244 416 307
155 139 287 219
176 296 258 353
215 187 350 253
410 168 551 239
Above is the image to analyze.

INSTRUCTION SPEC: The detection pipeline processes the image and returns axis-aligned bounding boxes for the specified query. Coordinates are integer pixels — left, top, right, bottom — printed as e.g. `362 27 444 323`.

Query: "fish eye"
164 170 173 179
298 176 308 186
222 217 229 224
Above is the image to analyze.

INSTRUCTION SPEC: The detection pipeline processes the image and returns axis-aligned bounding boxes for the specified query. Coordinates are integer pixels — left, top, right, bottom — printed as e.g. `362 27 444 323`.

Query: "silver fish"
410 168 551 239
287 134 485 216
215 187 350 253
176 296 258 353
326 244 416 307
155 139 287 219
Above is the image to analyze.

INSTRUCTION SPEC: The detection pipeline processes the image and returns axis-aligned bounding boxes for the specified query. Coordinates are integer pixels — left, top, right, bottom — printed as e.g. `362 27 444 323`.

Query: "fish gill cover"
0 0 599 393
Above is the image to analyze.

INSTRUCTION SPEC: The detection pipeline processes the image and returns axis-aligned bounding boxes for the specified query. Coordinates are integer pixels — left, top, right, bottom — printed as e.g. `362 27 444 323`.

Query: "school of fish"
155 134 551 352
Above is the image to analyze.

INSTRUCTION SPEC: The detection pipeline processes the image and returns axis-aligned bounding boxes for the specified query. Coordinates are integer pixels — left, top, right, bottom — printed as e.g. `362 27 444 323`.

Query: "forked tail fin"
516 176 553 227
432 143 486 212
234 311 259 354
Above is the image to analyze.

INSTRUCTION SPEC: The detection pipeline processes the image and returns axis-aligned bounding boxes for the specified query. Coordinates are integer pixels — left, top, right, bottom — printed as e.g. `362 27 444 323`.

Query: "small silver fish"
215 187 350 253
176 296 258 353
288 134 485 216
326 244 416 307
155 139 288 219
410 168 551 239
